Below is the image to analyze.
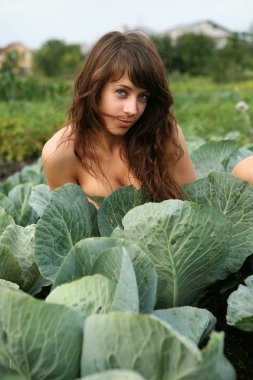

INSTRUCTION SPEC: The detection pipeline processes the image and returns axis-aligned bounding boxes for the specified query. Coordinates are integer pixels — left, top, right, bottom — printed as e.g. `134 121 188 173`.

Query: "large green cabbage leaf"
0 286 83 380
78 370 146 379
29 183 51 217
46 249 139 317
0 279 19 290
0 183 39 226
0 206 15 236
34 183 100 281
1 374 27 380
47 273 137 317
0 224 45 294
184 172 253 272
180 332 236 380
91 245 157 313
53 237 122 287
112 199 232 307
97 185 149 236
226 274 253 332
190 139 237 178
0 208 15 285
53 237 157 313
153 306 216 345
81 312 235 380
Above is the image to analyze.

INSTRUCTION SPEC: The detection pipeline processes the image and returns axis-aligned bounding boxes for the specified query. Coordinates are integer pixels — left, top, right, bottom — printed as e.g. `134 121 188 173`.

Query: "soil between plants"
203 257 253 380
205 291 253 380
0 160 30 181
1 160 253 379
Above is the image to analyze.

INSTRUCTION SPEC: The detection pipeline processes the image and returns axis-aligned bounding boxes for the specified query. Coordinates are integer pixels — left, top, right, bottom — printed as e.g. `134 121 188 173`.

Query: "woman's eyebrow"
114 83 132 89
114 83 147 92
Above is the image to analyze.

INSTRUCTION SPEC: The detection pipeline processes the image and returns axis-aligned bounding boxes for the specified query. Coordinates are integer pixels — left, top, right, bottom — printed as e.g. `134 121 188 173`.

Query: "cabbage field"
0 138 253 379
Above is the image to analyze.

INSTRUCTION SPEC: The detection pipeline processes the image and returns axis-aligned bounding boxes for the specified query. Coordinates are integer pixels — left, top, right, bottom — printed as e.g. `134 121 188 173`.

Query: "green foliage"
0 286 83 379
0 158 46 194
0 100 67 161
227 275 253 332
0 72 72 101
184 171 253 272
1 76 253 162
0 70 73 161
151 35 174 71
173 33 216 76
2 145 253 377
113 198 232 307
33 39 84 78
0 49 22 74
171 77 253 144
35 184 100 281
209 34 253 82
151 32 253 82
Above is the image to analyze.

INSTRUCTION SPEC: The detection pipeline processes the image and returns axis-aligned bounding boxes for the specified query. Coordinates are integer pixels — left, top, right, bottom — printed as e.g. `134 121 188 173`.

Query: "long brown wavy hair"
67 31 184 201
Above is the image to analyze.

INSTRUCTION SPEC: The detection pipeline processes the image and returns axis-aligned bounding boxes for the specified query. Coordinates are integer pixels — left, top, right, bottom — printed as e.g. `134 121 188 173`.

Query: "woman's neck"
97 130 124 156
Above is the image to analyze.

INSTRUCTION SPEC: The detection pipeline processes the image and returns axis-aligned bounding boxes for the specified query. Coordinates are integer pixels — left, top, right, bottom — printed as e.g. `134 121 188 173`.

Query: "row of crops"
0 138 253 379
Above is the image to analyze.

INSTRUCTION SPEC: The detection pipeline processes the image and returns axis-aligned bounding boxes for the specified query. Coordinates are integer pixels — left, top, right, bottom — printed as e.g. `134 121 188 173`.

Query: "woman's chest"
77 158 140 197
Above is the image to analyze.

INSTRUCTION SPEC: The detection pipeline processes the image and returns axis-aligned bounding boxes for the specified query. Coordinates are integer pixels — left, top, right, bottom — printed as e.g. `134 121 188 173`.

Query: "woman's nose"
123 97 137 115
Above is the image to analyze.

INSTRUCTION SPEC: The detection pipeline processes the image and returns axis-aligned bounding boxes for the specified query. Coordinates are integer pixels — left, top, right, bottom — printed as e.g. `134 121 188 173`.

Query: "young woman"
231 156 253 184
42 31 196 208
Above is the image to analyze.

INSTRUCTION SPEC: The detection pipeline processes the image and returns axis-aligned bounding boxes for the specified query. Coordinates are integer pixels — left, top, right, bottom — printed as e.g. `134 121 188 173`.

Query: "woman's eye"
116 89 127 96
138 93 150 102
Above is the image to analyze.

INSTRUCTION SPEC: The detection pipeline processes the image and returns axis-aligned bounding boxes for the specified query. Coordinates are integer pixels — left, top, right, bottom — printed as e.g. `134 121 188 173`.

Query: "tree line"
1 32 253 82
151 32 253 82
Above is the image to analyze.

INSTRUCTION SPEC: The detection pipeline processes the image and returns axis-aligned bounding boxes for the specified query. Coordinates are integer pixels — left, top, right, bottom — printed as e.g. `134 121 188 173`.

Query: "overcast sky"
1 0 252 49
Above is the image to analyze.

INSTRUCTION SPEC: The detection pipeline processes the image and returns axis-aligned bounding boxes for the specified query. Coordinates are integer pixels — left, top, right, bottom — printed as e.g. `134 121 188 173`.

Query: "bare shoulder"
42 126 79 190
42 126 72 160
231 156 253 184
173 124 197 186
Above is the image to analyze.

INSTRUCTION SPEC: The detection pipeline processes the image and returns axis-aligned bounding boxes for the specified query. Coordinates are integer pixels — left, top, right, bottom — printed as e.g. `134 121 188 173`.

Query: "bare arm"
173 126 197 186
231 156 253 184
42 128 100 209
42 128 78 191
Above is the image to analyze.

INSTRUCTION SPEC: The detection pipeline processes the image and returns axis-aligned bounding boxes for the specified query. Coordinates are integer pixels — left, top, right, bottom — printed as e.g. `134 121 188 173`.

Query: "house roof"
165 19 233 34
0 42 30 55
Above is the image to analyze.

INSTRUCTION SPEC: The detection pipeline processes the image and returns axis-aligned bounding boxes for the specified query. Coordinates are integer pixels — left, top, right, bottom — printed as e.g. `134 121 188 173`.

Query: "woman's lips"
117 118 135 127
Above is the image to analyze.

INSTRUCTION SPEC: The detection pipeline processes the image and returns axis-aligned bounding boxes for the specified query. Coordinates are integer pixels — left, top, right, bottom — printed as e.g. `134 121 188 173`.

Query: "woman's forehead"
109 72 147 91
109 68 150 88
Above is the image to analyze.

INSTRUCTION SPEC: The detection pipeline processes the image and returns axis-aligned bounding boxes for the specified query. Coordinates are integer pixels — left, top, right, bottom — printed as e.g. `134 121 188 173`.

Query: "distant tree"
0 49 21 74
173 33 216 75
209 33 253 82
150 35 174 72
60 44 84 77
228 33 253 72
33 40 66 77
33 39 84 78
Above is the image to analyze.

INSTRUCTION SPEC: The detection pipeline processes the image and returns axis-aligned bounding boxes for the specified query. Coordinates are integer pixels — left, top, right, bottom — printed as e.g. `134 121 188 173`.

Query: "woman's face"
99 72 149 137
